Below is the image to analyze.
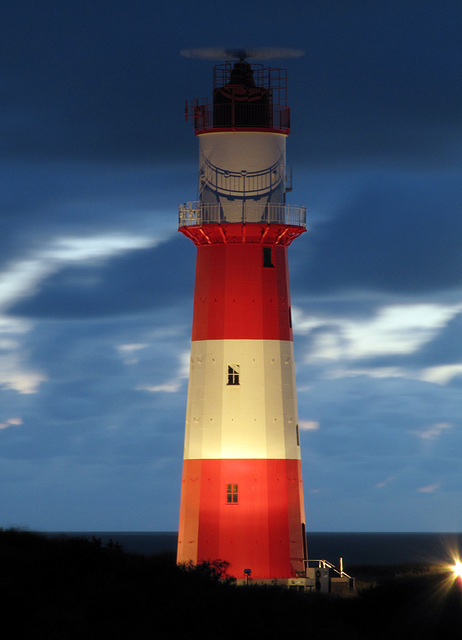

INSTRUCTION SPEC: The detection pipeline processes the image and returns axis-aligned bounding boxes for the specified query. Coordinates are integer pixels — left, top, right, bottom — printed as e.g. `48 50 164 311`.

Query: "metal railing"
186 102 290 133
308 559 354 580
179 201 306 228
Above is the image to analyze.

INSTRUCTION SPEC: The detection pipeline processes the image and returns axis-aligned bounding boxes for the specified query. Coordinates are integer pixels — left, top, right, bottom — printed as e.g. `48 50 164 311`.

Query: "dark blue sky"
1 0 462 532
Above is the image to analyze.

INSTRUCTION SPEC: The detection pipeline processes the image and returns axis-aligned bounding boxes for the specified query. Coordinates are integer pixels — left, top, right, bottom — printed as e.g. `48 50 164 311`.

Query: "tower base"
177 457 306 580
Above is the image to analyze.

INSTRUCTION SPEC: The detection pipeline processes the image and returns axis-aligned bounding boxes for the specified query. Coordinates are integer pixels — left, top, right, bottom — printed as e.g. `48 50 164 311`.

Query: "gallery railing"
179 201 306 228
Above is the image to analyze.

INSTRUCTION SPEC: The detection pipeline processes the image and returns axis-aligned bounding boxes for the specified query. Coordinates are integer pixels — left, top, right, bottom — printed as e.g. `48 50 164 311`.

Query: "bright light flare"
452 560 462 579
439 551 462 590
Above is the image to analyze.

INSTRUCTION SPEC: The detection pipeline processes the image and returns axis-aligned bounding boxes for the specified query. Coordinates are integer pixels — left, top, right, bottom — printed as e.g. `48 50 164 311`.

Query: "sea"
49 531 462 568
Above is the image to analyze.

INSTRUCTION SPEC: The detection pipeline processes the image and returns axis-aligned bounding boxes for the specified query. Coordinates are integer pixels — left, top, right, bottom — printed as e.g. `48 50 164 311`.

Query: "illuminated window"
263 247 274 268
227 364 240 385
226 484 238 504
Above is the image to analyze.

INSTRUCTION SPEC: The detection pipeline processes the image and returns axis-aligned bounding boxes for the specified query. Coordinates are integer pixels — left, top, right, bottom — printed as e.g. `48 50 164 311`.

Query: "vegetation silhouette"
1 528 461 639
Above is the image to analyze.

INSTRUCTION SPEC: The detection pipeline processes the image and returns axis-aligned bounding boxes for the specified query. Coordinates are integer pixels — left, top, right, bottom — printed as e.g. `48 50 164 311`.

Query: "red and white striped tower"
177 51 308 583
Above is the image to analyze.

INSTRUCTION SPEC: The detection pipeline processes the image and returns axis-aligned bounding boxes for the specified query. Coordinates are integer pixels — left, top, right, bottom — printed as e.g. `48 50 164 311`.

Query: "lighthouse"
177 49 308 585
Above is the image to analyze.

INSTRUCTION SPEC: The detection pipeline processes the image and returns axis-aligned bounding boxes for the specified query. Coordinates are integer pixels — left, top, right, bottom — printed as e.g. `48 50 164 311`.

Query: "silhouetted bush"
1 528 461 639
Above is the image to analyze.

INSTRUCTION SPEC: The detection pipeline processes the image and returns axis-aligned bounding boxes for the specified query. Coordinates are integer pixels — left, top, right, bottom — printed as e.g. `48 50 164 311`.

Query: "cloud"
375 476 395 489
410 422 453 440
8 235 195 319
414 312 462 366
292 1 462 166
0 417 22 430
135 350 190 394
343 308 462 382
117 343 149 365
417 483 440 494
0 343 47 394
1 1 462 532
0 233 156 312
422 366 462 385
291 170 462 296
3 2 462 169
293 301 462 371
299 420 320 431
1 3 197 164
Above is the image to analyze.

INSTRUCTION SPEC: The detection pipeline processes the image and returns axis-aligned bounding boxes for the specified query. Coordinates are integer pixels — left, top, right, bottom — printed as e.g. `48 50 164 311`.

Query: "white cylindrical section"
199 132 287 219
183 339 300 461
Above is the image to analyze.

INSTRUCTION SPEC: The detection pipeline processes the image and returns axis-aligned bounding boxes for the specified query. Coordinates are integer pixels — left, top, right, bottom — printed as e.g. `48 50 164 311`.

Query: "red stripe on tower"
177 55 308 583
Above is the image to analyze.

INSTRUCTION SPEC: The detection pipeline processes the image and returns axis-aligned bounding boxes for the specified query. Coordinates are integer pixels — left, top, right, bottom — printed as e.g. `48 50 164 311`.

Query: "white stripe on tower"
184 339 300 460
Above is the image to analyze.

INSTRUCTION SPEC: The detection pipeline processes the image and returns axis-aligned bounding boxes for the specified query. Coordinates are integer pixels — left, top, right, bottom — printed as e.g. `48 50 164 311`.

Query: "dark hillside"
1 529 461 639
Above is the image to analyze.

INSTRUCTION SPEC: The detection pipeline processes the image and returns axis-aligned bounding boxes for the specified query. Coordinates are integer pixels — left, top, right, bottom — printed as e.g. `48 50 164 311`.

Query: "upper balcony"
178 201 306 246
179 201 306 228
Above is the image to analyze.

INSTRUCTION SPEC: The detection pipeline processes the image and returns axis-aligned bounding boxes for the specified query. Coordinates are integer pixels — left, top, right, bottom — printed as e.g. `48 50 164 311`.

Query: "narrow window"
227 364 240 386
226 484 238 504
296 423 300 446
288 306 292 328
263 247 274 268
